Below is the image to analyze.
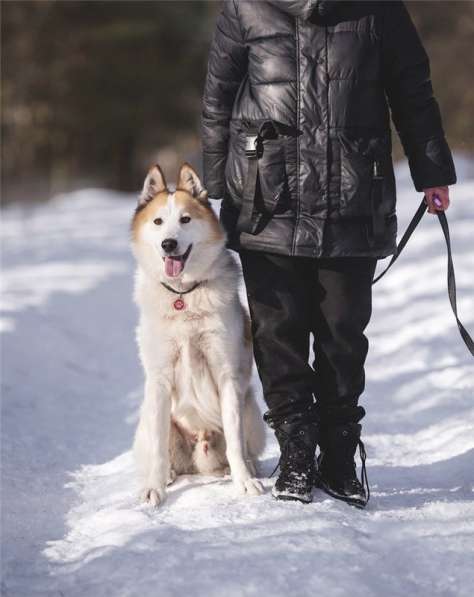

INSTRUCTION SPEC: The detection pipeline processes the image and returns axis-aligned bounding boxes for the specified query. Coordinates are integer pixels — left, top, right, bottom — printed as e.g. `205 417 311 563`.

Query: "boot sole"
272 487 312 504
315 477 368 509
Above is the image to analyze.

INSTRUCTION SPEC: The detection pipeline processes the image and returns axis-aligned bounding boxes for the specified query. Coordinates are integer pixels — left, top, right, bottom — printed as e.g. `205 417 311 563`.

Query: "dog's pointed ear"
176 163 209 203
139 165 167 206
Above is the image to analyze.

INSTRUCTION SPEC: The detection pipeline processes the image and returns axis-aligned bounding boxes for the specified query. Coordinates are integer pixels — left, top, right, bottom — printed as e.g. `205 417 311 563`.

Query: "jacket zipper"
292 17 301 256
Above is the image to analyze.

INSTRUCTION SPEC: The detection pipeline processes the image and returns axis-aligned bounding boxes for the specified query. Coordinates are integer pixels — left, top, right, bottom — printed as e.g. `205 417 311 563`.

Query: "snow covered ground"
1 158 473 597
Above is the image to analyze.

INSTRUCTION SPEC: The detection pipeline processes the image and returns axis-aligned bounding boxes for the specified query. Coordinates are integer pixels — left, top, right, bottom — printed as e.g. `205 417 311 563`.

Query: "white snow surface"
1 157 474 596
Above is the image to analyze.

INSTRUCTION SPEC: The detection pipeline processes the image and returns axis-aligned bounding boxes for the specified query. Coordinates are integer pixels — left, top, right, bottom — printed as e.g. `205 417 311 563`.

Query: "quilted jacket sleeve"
201 0 248 199
382 1 456 191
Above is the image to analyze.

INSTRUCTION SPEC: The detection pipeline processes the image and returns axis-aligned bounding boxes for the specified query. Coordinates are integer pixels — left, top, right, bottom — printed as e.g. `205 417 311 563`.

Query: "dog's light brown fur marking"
130 189 224 245
130 191 169 242
174 190 224 242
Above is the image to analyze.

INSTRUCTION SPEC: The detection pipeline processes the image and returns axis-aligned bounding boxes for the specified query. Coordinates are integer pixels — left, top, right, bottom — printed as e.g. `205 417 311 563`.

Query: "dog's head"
131 163 225 282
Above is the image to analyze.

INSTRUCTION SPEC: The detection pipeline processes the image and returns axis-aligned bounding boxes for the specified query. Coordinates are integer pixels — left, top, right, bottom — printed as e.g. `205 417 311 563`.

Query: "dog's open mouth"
163 244 192 277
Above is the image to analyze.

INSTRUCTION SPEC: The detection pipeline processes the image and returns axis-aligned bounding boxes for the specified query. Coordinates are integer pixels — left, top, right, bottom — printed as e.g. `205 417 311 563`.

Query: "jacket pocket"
338 132 394 218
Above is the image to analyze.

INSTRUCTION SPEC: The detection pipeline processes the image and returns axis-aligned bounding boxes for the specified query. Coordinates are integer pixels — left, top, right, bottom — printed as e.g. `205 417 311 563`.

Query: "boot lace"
318 437 370 506
358 439 370 505
270 427 315 479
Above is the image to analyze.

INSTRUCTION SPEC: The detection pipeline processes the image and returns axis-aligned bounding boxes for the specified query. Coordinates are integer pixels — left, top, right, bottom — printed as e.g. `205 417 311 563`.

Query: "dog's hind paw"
234 476 264 496
140 487 166 507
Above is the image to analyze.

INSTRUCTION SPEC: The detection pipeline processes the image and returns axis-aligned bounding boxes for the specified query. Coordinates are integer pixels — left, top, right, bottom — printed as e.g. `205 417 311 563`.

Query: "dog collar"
160 280 203 311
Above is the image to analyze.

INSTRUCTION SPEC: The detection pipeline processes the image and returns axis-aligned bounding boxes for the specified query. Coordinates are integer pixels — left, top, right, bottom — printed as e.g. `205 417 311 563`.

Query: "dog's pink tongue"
164 257 183 277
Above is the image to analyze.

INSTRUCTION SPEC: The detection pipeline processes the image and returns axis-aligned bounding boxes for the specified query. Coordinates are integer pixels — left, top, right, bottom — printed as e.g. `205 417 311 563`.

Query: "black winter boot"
315 423 370 509
271 419 319 504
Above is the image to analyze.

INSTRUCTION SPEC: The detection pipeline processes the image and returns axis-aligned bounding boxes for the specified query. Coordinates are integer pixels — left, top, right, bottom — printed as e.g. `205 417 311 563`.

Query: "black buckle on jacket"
372 160 382 179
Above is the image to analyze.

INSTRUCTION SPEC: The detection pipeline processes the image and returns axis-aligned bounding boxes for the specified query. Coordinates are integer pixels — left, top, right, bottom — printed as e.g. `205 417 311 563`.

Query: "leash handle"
373 198 474 358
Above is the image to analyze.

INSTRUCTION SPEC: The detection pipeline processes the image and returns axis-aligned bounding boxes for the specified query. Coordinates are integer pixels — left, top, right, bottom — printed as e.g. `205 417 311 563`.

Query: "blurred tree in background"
407 0 474 159
1 0 217 202
1 0 473 204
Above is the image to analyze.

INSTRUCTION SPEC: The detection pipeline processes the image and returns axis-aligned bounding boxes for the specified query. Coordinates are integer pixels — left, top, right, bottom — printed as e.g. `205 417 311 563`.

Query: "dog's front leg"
220 378 263 496
134 374 172 507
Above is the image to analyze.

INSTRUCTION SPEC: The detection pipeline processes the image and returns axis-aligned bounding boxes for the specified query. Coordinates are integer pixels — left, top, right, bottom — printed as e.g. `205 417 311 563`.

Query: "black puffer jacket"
201 0 456 258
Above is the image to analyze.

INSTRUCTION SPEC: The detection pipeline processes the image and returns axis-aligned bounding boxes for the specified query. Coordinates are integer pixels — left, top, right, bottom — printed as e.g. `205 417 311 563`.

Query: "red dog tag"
173 298 185 310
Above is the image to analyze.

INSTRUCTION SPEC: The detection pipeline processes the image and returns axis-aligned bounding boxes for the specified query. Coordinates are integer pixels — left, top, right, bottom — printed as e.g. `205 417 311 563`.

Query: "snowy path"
1 161 473 596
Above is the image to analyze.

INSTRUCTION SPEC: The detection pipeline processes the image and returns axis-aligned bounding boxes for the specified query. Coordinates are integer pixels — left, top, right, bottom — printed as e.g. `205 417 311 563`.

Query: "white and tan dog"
131 162 265 506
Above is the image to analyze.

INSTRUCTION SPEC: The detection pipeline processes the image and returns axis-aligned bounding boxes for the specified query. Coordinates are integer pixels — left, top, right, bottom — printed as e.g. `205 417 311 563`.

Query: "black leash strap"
437 209 474 356
367 162 386 248
237 119 297 235
237 121 278 235
373 199 474 357
372 199 427 284
237 140 261 235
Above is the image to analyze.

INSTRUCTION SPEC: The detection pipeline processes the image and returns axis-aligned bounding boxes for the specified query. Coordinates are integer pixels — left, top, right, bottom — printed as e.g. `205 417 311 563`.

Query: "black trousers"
239 249 377 430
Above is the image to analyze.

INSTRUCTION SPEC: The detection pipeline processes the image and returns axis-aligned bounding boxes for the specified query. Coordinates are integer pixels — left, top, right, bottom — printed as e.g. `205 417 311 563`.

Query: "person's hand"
423 186 450 214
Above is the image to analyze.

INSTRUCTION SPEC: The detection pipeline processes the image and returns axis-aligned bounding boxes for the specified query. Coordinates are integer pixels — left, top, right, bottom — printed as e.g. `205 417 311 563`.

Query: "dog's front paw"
140 486 167 507
233 476 264 496
245 458 257 476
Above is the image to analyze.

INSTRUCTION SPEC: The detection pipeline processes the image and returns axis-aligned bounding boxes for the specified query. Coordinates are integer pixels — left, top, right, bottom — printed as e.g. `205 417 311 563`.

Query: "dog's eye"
180 216 191 224
153 218 163 225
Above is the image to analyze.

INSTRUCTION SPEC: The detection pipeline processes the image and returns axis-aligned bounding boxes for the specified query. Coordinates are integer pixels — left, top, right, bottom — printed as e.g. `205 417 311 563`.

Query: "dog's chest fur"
172 335 222 431
134 253 246 433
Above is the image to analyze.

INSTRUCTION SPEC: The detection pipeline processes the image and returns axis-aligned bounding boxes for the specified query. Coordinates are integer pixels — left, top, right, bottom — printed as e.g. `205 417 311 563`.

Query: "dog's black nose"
161 238 178 253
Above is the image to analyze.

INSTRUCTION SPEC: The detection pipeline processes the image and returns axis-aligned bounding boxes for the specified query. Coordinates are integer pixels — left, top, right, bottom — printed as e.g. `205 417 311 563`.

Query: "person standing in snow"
201 0 456 506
